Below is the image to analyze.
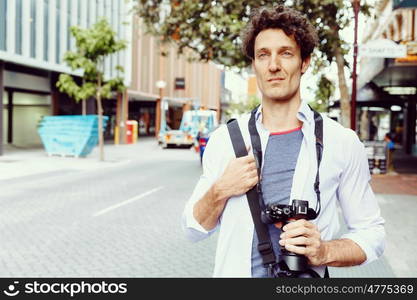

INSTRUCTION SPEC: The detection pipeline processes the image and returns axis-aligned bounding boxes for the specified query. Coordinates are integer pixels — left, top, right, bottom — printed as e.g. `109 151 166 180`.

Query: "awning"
162 97 199 108
372 64 417 88
331 81 405 108
127 89 159 102
393 0 417 10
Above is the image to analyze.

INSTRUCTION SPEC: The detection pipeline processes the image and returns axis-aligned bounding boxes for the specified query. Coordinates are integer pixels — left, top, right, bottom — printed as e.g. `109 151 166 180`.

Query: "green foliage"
56 18 127 102
225 95 261 118
135 0 371 68
135 0 373 113
309 74 335 112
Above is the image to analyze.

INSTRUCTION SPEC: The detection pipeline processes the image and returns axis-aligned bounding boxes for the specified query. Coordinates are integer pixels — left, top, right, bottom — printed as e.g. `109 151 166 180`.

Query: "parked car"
159 127 194 149
159 110 218 149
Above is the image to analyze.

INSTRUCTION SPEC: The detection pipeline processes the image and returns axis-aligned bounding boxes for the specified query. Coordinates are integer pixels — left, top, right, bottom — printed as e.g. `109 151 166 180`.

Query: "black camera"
261 200 317 276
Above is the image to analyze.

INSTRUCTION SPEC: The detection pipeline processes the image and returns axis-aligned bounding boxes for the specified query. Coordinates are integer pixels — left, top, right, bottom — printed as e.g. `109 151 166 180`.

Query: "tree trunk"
97 79 104 161
81 79 86 115
97 97 104 161
334 46 351 128
82 99 86 115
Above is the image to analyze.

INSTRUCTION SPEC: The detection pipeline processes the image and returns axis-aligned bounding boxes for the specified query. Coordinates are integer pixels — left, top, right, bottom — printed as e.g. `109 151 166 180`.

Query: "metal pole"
351 0 360 131
155 90 162 138
0 60 3 156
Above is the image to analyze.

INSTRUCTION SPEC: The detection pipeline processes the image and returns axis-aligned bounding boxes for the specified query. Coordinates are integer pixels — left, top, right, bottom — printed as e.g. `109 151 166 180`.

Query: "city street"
0 139 415 278
0 140 217 277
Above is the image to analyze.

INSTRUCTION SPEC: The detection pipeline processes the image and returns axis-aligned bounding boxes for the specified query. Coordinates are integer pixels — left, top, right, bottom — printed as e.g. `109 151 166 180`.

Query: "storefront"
1 63 52 149
356 1 417 155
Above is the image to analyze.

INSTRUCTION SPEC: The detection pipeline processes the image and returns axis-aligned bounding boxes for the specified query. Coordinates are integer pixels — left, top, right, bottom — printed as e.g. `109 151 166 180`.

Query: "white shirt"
182 101 385 277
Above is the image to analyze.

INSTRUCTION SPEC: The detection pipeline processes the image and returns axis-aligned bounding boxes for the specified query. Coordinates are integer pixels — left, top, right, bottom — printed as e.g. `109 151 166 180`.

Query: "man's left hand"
277 219 328 266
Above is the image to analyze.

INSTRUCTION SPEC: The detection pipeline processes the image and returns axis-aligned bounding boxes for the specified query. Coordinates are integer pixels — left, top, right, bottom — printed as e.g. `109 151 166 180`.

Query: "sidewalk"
0 137 194 181
370 148 417 195
371 173 417 195
368 150 417 277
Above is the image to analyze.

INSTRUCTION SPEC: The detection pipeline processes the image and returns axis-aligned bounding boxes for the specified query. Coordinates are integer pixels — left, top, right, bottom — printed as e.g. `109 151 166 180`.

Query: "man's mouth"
268 77 285 82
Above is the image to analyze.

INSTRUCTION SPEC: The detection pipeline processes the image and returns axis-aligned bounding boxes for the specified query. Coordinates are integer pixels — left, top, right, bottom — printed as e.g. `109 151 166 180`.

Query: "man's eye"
258 53 268 58
282 51 293 56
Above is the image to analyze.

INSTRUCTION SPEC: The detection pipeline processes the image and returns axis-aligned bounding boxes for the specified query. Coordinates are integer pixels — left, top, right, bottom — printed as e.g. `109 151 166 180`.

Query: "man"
182 5 385 277
384 132 395 173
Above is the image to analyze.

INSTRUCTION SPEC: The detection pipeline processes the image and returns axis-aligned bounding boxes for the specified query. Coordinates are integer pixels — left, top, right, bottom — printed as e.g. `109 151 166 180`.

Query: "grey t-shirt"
251 127 303 277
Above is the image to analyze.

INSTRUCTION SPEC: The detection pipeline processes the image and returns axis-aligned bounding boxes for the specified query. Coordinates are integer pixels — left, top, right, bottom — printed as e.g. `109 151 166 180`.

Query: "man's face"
252 28 310 103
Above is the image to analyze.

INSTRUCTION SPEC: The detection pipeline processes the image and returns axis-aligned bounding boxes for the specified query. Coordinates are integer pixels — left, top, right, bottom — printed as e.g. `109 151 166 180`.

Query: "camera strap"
226 105 325 276
248 105 323 217
226 118 277 268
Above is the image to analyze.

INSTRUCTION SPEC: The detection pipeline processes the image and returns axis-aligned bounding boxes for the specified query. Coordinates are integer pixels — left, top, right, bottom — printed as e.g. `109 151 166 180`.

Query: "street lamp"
155 80 167 138
156 80 167 90
351 0 360 131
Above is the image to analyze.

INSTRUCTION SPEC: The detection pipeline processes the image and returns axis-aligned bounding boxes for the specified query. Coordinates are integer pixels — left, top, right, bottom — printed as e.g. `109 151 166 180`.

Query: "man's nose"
268 55 281 73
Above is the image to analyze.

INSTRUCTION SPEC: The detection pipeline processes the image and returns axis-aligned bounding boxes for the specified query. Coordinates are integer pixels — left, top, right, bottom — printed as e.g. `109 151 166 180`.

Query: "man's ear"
301 56 311 75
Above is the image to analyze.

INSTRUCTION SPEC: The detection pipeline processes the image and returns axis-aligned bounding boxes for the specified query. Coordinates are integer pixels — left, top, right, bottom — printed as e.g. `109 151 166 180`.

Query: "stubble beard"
264 85 299 103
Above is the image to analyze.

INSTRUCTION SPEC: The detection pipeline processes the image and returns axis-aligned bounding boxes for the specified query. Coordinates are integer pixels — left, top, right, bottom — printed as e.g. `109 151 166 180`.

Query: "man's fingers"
283 244 307 256
248 168 257 176
249 177 258 188
240 154 256 165
282 219 315 231
280 236 311 247
281 226 312 239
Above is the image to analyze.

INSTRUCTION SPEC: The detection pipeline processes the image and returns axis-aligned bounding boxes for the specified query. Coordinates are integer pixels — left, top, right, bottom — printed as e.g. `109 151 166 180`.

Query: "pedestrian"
384 132 395 173
182 5 385 278
370 117 378 141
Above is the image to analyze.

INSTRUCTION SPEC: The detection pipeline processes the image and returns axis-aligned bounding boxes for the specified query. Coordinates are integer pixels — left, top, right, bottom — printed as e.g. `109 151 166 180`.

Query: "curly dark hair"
241 5 318 61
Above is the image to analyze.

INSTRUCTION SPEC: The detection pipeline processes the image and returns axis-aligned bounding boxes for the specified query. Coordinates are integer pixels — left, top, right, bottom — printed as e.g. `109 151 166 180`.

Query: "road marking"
93 186 164 217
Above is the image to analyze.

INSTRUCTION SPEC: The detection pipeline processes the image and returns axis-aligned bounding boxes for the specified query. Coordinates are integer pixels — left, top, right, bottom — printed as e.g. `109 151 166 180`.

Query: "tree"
56 18 127 161
135 0 370 128
308 74 335 112
291 0 370 126
225 94 261 118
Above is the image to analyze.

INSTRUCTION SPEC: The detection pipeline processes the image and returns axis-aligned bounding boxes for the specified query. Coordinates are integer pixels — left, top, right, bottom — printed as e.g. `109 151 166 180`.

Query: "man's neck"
261 97 303 133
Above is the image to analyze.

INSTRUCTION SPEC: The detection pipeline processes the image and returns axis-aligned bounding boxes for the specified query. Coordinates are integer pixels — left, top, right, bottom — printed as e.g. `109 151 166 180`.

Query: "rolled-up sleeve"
182 127 225 242
337 131 386 264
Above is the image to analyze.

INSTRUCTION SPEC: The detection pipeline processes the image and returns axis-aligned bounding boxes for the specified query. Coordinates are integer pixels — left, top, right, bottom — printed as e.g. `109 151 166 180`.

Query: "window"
15 0 23 55
67 0 71 51
43 0 49 61
87 0 90 27
30 0 37 58
0 0 6 50
78 0 82 25
56 0 60 63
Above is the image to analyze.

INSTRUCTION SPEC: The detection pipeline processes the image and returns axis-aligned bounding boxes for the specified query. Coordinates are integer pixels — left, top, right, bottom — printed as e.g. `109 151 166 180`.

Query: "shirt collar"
254 100 314 126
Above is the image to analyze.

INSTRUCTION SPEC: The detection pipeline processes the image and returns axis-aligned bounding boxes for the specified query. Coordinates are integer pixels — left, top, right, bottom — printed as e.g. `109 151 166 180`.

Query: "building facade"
0 0 223 155
127 15 222 137
0 0 132 154
358 0 417 155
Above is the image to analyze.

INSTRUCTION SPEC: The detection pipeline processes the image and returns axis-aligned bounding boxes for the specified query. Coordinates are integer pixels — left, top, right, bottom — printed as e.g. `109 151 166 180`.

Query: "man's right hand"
193 148 259 231
215 151 259 198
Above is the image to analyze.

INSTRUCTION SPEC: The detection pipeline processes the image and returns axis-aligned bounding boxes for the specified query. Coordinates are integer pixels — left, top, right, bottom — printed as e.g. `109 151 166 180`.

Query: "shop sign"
360 39 407 58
